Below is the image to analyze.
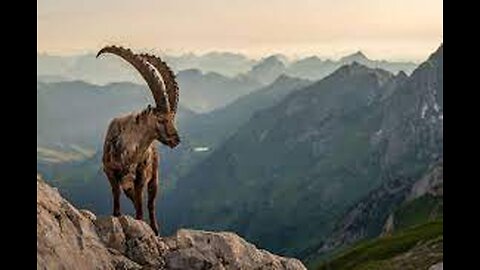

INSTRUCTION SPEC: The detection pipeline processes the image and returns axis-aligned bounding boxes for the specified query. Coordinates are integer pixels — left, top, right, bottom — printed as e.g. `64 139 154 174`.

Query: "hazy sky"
37 0 442 62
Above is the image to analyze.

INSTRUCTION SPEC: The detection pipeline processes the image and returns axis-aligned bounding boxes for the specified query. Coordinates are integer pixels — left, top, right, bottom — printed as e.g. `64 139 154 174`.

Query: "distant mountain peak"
396 70 408 79
246 55 288 85
353 51 367 58
337 61 370 74
177 68 203 76
351 60 362 66
341 51 369 63
428 44 443 61
412 43 442 76
251 55 287 71
260 55 286 65
270 74 305 85
329 62 394 86
305 55 321 61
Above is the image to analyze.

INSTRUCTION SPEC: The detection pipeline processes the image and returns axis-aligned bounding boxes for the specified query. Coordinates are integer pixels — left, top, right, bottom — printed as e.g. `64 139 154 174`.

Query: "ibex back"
97 46 180 235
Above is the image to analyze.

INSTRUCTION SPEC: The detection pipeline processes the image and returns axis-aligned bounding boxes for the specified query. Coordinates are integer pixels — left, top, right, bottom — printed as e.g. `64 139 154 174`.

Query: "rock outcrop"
407 160 443 201
37 176 306 270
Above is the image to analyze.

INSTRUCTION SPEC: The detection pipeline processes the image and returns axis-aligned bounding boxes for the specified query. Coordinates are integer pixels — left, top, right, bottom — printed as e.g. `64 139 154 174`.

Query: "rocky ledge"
37 176 306 270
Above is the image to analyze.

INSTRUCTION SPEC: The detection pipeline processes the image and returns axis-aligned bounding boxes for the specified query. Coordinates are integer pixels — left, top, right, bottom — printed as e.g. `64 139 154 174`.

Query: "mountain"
307 161 443 264
314 220 442 270
310 160 443 269
306 44 444 261
38 53 263 113
286 57 338 81
183 75 312 149
175 69 261 113
37 53 147 85
36 79 200 209
37 80 195 152
160 62 407 255
37 175 307 270
37 74 73 83
37 45 441 267
38 51 417 87
166 75 312 189
159 45 442 260
36 80 197 186
286 52 417 81
36 75 311 216
37 53 76 77
164 52 257 77
339 51 418 76
37 52 258 84
244 55 287 85
339 51 369 63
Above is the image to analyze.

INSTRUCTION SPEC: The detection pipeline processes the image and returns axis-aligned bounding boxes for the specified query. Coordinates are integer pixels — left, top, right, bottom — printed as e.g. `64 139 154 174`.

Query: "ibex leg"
134 169 146 220
107 171 122 217
112 184 121 217
148 175 159 235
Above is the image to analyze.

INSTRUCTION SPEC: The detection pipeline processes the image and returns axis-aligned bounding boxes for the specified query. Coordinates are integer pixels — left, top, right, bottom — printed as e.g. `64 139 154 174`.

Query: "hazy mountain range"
37 80 195 150
38 51 418 114
175 69 262 112
159 45 442 259
37 44 442 268
38 51 417 84
37 73 312 195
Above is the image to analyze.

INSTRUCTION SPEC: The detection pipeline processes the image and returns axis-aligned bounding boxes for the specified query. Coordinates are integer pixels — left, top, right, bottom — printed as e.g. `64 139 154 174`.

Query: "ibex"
97 46 180 235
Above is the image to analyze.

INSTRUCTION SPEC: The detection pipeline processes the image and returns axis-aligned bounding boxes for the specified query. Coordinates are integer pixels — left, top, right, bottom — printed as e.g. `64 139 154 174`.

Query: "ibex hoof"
150 224 159 236
113 212 121 217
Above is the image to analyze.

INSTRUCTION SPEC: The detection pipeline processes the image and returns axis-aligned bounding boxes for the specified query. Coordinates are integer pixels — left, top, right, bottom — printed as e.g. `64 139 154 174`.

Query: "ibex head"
97 45 180 148
151 108 180 148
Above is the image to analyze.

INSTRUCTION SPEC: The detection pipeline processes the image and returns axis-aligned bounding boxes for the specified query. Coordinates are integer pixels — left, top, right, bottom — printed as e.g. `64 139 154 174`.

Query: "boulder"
37 176 306 270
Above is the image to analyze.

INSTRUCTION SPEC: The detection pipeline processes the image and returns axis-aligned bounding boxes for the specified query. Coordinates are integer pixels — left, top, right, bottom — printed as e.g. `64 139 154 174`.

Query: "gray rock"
381 213 395 236
37 177 306 270
163 229 306 270
37 176 136 270
80 209 97 221
407 162 443 201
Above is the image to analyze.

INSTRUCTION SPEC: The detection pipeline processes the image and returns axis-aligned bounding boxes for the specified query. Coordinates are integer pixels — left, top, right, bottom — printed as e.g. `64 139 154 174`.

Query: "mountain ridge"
159 45 442 260
37 44 442 267
38 50 418 86
306 45 443 262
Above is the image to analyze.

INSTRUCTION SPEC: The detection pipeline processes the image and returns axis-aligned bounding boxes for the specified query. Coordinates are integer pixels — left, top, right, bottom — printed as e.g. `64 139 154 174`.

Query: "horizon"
37 45 443 64
38 0 442 63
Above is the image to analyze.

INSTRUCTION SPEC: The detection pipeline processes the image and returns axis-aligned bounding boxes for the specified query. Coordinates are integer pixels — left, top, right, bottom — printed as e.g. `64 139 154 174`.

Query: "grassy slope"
314 220 443 270
394 195 443 231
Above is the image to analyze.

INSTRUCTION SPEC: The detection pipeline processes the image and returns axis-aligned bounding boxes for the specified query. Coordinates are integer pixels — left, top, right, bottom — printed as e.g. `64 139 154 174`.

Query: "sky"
37 0 443 62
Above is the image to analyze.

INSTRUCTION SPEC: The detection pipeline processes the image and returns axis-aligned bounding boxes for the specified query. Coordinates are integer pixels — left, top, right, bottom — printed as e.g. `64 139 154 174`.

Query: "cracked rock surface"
37 176 306 270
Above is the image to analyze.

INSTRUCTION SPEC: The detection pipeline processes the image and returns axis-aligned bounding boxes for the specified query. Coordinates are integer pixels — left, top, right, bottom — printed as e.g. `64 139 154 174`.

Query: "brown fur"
98 46 180 235
102 107 179 235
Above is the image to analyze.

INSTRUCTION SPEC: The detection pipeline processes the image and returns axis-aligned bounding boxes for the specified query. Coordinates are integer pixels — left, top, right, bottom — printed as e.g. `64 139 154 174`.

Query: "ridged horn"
139 53 179 115
96 45 170 112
